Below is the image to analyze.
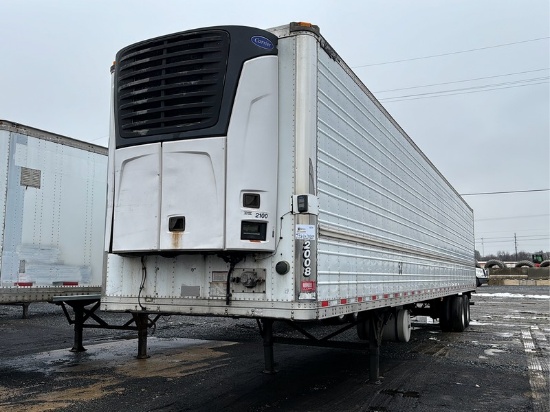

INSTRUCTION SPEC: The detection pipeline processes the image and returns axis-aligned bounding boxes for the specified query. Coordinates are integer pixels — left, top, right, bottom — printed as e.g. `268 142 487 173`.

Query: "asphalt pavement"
0 285 548 412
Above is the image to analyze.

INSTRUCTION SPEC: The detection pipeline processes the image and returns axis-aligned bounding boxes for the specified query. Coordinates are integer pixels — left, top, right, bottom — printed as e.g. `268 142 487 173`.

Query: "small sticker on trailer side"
295 224 315 240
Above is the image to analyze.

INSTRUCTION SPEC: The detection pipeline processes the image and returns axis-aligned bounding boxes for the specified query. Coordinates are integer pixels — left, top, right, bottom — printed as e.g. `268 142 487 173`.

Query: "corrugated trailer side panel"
0 135 8 274
315 42 475 304
0 122 107 302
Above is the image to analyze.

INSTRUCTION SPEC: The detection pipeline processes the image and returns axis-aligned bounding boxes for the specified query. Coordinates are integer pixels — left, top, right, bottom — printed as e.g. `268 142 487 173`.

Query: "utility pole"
481 237 485 257
514 233 518 261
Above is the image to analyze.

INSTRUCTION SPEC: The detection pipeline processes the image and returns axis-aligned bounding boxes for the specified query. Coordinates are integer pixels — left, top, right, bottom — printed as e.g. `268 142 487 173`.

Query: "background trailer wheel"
382 309 411 342
463 295 470 327
451 295 466 332
439 296 468 332
439 297 452 332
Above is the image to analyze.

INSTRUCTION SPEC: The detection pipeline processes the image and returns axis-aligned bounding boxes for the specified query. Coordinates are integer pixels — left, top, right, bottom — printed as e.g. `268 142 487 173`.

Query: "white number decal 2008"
303 241 311 277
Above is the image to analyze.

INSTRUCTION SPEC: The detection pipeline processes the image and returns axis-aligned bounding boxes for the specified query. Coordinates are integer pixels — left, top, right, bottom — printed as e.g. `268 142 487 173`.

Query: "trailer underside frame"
258 308 393 383
52 292 473 382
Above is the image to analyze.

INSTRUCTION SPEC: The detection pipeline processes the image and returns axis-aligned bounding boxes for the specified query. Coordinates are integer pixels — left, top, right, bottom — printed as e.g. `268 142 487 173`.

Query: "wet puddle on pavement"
0 337 237 411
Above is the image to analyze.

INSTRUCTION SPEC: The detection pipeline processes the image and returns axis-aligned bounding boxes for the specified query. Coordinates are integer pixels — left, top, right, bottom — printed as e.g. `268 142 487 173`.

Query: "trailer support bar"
368 311 385 384
259 318 276 374
53 295 162 358
134 312 149 359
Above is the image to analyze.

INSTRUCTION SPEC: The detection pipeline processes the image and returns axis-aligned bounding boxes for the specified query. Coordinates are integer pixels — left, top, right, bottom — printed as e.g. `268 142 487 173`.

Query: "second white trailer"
0 120 107 305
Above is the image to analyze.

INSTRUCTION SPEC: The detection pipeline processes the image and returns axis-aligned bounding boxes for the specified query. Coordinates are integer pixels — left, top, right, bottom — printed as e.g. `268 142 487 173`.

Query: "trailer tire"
357 317 369 340
322 313 348 325
462 295 470 327
515 260 535 268
398 310 412 342
439 298 452 332
382 309 411 342
484 259 506 269
451 296 466 332
540 260 550 267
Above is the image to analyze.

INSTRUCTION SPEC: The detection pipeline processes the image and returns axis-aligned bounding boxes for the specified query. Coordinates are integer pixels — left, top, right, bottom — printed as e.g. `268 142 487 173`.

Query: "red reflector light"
301 281 316 292
321 301 329 307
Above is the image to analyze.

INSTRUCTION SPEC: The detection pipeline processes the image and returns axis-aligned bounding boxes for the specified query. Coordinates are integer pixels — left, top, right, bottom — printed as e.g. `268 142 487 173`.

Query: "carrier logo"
251 35 274 50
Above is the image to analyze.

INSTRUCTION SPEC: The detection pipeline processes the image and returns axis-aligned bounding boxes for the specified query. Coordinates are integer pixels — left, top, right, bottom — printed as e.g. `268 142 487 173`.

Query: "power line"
477 235 550 242
379 76 548 100
480 240 549 245
379 78 549 102
476 214 550 222
373 68 550 93
352 37 550 68
476 227 549 235
476 226 548 239
476 239 549 246
382 81 548 102
88 135 109 143
461 188 549 196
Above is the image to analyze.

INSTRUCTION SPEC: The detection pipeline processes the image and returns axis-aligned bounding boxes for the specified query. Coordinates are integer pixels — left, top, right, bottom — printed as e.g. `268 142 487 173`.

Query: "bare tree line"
476 250 549 261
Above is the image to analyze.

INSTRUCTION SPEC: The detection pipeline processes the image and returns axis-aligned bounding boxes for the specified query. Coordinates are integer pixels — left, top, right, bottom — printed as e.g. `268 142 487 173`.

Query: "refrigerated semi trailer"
102 22 476 378
0 120 107 308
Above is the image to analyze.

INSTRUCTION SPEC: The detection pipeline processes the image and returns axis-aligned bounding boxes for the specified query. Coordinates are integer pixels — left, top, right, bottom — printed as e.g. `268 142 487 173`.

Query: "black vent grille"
116 30 229 138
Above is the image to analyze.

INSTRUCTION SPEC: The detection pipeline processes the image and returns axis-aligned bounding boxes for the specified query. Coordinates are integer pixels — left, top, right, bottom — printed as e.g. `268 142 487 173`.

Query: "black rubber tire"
336 314 347 324
540 260 550 268
515 260 535 268
463 295 470 327
451 296 466 332
323 314 347 325
347 312 359 323
484 259 506 269
439 298 453 332
357 319 369 340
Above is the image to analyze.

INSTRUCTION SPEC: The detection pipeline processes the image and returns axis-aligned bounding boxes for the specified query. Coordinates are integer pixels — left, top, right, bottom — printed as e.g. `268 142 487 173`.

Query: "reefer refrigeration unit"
0 120 107 303
102 23 476 372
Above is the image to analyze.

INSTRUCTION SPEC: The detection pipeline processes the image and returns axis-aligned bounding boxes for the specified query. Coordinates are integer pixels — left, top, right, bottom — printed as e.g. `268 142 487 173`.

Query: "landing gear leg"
22 303 30 319
260 318 276 374
70 303 86 353
368 311 385 384
134 312 149 359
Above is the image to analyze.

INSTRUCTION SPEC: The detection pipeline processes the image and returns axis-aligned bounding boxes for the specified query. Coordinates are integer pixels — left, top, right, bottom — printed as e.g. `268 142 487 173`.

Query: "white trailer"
102 22 476 378
0 120 107 311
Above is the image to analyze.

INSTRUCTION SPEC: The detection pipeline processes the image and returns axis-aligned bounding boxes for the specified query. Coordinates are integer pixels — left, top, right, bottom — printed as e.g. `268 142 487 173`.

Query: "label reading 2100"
243 211 268 219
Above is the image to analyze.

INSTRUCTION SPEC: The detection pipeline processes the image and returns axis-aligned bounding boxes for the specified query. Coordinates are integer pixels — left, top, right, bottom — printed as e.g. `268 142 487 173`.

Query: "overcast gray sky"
1 0 548 257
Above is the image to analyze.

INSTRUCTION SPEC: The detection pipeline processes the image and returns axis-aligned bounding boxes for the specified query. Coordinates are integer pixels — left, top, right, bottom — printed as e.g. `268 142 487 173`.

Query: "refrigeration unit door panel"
160 138 226 250
112 143 161 252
